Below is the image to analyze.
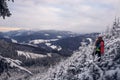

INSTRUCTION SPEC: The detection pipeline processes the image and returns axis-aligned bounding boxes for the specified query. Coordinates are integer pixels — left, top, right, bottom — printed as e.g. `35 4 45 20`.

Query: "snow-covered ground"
44 34 50 36
17 51 50 59
29 39 58 44
45 43 62 51
50 45 62 51
29 39 62 51
45 43 51 46
57 36 62 39
11 39 17 43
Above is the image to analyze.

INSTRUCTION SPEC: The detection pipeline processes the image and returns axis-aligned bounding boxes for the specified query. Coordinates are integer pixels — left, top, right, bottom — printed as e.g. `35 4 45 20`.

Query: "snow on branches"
0 55 32 76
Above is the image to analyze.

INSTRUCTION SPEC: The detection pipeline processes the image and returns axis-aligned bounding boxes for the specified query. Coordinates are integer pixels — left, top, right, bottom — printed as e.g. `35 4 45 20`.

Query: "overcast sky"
0 0 120 33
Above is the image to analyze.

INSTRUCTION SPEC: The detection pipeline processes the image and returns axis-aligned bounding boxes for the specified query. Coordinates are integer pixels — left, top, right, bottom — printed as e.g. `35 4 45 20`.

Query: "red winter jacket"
100 41 104 54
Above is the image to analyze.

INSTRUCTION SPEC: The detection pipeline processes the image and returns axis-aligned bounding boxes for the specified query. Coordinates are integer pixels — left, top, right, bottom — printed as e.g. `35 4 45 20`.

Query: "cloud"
0 0 120 33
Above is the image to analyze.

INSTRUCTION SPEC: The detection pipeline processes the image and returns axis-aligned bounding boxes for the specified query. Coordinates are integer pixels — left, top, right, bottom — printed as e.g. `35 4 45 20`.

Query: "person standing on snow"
93 36 104 61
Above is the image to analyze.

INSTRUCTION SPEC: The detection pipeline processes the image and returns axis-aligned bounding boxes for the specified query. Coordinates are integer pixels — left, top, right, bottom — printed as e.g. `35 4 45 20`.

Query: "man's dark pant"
95 51 101 61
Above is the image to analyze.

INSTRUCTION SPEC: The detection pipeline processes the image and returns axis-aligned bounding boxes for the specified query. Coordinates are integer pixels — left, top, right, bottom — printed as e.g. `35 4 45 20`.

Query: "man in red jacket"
94 36 104 61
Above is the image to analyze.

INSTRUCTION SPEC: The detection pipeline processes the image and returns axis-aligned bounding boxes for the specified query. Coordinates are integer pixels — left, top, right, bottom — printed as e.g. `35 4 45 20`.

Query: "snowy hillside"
30 19 120 80
29 39 58 44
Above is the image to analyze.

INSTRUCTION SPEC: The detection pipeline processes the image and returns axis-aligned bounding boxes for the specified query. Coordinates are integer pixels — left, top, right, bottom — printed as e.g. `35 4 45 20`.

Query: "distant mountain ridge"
0 30 99 56
3 30 77 43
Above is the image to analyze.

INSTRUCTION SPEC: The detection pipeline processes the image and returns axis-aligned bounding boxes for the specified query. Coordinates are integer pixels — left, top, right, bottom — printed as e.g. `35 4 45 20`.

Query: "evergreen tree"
0 0 14 19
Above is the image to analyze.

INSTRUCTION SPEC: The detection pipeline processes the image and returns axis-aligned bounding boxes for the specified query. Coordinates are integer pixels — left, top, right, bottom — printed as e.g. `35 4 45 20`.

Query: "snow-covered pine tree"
30 18 120 80
0 0 14 19
0 55 32 79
